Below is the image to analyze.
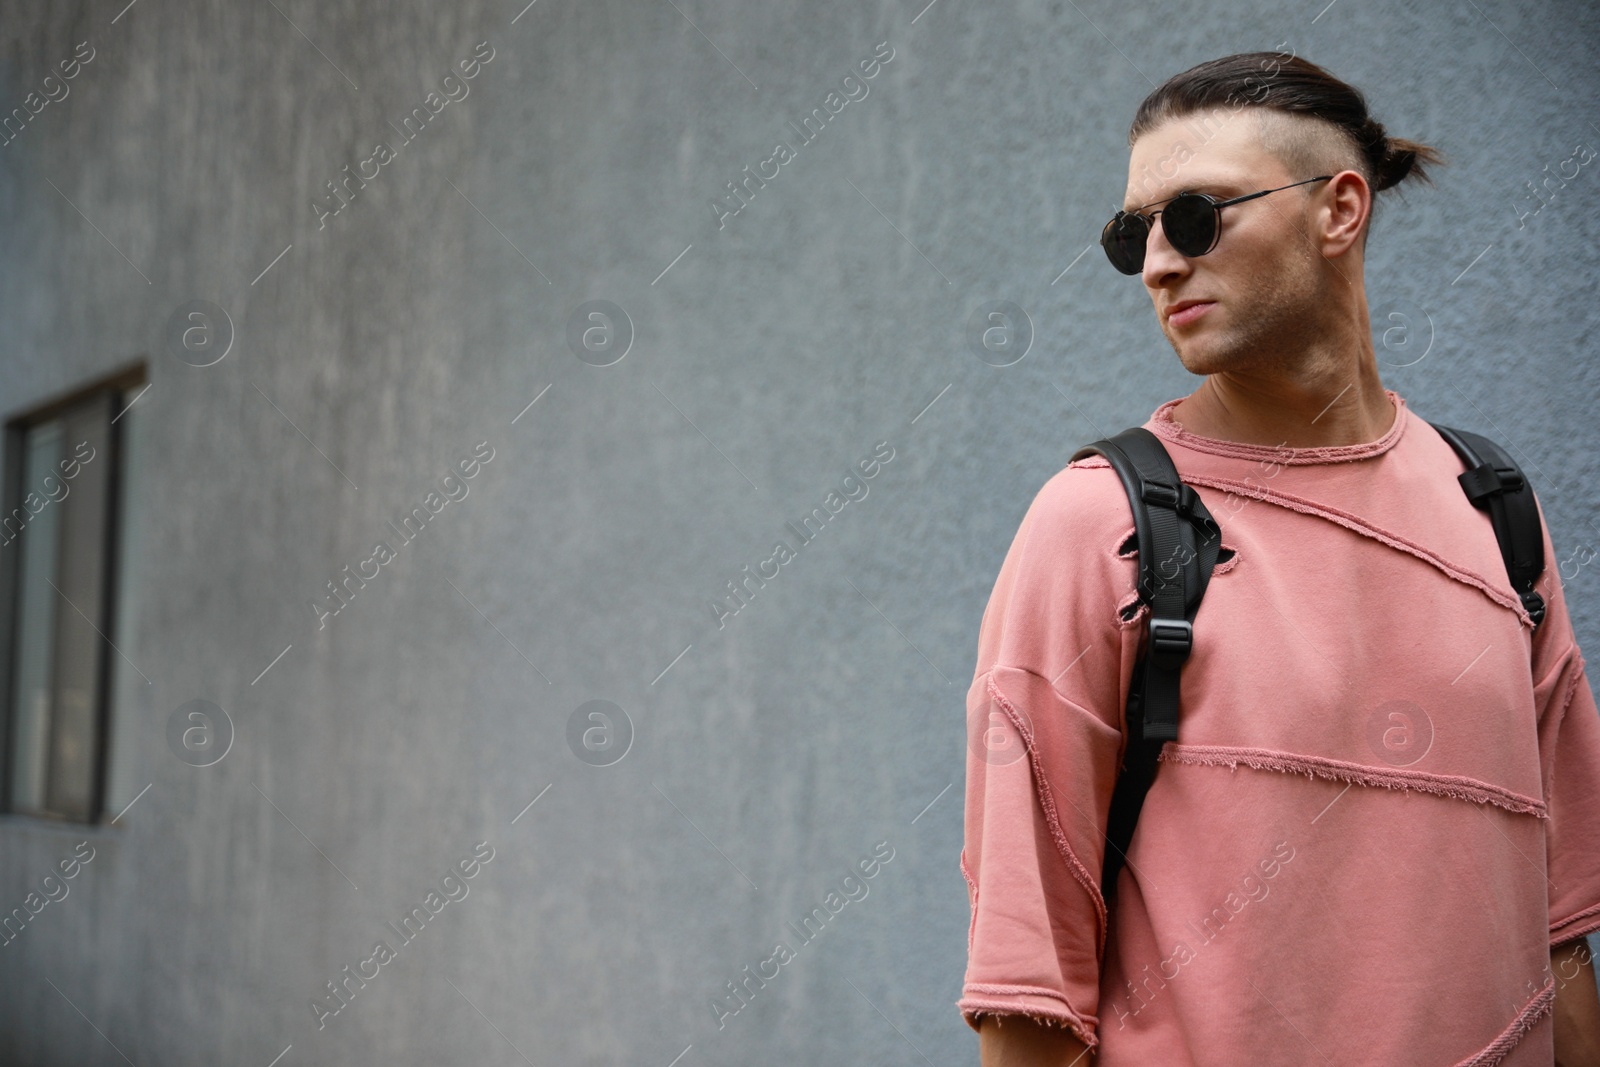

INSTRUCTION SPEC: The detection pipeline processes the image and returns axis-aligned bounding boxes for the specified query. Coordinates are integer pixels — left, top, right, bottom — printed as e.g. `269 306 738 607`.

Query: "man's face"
1123 108 1327 377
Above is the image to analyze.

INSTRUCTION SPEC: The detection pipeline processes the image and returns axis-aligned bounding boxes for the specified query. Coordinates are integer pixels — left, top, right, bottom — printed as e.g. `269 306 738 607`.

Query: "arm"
959 464 1137 1054
1530 498 1600 1067
979 1015 1095 1067
1553 937 1600 1067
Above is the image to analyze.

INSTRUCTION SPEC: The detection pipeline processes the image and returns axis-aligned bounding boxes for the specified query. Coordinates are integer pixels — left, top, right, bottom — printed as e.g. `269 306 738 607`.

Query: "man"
959 52 1600 1065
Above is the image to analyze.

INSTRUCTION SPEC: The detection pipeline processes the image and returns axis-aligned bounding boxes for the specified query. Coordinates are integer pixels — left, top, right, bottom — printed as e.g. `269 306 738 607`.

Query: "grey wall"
1 0 1597 1063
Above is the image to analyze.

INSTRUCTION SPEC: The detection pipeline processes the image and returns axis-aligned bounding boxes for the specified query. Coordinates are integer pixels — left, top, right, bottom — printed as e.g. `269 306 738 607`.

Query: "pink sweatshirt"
959 390 1600 1065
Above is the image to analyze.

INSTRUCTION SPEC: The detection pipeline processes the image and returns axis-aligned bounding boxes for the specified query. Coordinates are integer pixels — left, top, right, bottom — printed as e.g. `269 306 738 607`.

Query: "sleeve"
957 460 1144 1046
1533 498 1600 945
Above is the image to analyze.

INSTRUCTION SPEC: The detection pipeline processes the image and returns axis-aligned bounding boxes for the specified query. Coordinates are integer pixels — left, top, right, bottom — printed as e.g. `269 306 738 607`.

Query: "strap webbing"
1069 428 1221 902
1430 422 1547 627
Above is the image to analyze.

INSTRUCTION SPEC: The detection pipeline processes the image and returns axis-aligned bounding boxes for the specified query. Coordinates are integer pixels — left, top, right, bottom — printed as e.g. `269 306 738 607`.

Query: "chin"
1167 336 1221 376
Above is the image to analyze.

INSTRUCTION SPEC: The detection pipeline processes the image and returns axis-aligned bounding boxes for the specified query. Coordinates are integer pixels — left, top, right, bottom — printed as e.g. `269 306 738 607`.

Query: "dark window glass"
3 377 131 823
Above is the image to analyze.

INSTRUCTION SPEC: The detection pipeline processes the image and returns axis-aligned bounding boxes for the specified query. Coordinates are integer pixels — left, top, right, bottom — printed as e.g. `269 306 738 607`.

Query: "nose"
1141 214 1191 289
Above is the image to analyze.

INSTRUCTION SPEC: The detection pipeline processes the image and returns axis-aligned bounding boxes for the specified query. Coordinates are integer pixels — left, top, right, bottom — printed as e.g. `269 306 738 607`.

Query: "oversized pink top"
959 390 1600 1065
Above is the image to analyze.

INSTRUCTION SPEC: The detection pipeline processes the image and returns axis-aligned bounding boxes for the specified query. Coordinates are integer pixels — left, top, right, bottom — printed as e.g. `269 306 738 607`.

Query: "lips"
1167 300 1215 327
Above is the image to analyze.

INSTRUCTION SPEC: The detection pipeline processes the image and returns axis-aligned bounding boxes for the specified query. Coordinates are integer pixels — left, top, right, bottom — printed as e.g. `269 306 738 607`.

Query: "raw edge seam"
1160 743 1548 818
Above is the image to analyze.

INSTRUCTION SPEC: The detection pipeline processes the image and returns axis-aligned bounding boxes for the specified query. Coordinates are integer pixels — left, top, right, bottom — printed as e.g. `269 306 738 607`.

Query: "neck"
1170 361 1393 449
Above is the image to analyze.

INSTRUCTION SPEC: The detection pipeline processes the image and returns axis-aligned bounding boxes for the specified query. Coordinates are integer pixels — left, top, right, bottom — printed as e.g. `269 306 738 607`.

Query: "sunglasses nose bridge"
1141 208 1198 279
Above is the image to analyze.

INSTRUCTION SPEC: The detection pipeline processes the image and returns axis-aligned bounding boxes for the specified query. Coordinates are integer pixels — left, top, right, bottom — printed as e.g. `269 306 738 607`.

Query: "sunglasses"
1101 175 1333 275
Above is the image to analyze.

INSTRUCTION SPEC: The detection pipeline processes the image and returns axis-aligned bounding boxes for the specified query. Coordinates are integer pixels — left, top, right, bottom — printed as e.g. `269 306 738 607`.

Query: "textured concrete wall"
0 0 1596 1063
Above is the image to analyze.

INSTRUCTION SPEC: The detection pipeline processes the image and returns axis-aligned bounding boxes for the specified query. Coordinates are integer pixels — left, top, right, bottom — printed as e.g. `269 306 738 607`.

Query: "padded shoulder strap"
1429 422 1547 628
1069 428 1222 904
1070 428 1222 740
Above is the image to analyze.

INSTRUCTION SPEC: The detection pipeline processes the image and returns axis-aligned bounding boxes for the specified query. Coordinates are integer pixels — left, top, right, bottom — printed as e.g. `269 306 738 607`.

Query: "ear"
1319 169 1370 259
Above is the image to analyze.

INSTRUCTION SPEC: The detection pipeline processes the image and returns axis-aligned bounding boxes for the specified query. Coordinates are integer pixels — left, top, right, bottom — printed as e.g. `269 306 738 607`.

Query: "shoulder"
1020 453 1137 552
974 453 1144 693
987 453 1141 620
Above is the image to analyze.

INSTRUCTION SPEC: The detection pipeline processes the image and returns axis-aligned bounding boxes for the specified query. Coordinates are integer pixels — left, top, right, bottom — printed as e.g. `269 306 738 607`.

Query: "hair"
1128 52 1446 241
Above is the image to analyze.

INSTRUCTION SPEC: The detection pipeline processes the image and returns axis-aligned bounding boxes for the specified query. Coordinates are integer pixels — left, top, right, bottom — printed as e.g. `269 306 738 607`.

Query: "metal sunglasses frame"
1102 175 1334 274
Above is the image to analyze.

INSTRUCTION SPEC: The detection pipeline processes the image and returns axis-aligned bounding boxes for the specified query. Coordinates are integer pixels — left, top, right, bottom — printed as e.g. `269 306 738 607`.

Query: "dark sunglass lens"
1162 193 1217 257
1102 214 1146 274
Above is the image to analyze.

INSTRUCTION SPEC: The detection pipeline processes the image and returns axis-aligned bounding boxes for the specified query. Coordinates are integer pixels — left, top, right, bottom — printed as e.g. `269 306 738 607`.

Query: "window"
1 365 140 823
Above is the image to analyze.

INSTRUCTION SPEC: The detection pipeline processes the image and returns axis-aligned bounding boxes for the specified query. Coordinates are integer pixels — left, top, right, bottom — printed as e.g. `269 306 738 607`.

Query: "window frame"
0 362 143 825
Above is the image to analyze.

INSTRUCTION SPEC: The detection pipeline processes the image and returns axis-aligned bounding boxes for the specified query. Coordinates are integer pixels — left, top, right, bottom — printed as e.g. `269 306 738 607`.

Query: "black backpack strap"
1429 422 1547 628
1069 428 1222 903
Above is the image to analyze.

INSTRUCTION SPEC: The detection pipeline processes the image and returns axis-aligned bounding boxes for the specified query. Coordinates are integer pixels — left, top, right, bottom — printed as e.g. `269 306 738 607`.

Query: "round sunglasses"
1101 175 1333 275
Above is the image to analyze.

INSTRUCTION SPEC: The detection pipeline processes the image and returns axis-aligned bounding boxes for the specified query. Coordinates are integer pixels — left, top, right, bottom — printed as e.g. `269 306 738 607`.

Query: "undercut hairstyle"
1129 52 1446 242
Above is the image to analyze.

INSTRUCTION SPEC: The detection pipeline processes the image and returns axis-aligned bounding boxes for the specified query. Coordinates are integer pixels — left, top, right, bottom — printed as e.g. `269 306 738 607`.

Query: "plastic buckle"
1461 463 1524 503
1148 617 1193 669
1493 465 1525 493
1522 590 1547 627
1142 481 1195 517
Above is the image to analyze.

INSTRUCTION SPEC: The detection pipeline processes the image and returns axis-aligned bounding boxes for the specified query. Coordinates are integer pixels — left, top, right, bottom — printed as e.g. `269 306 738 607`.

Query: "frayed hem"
1551 900 1600 945
1450 978 1551 1067
958 994 1097 1048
